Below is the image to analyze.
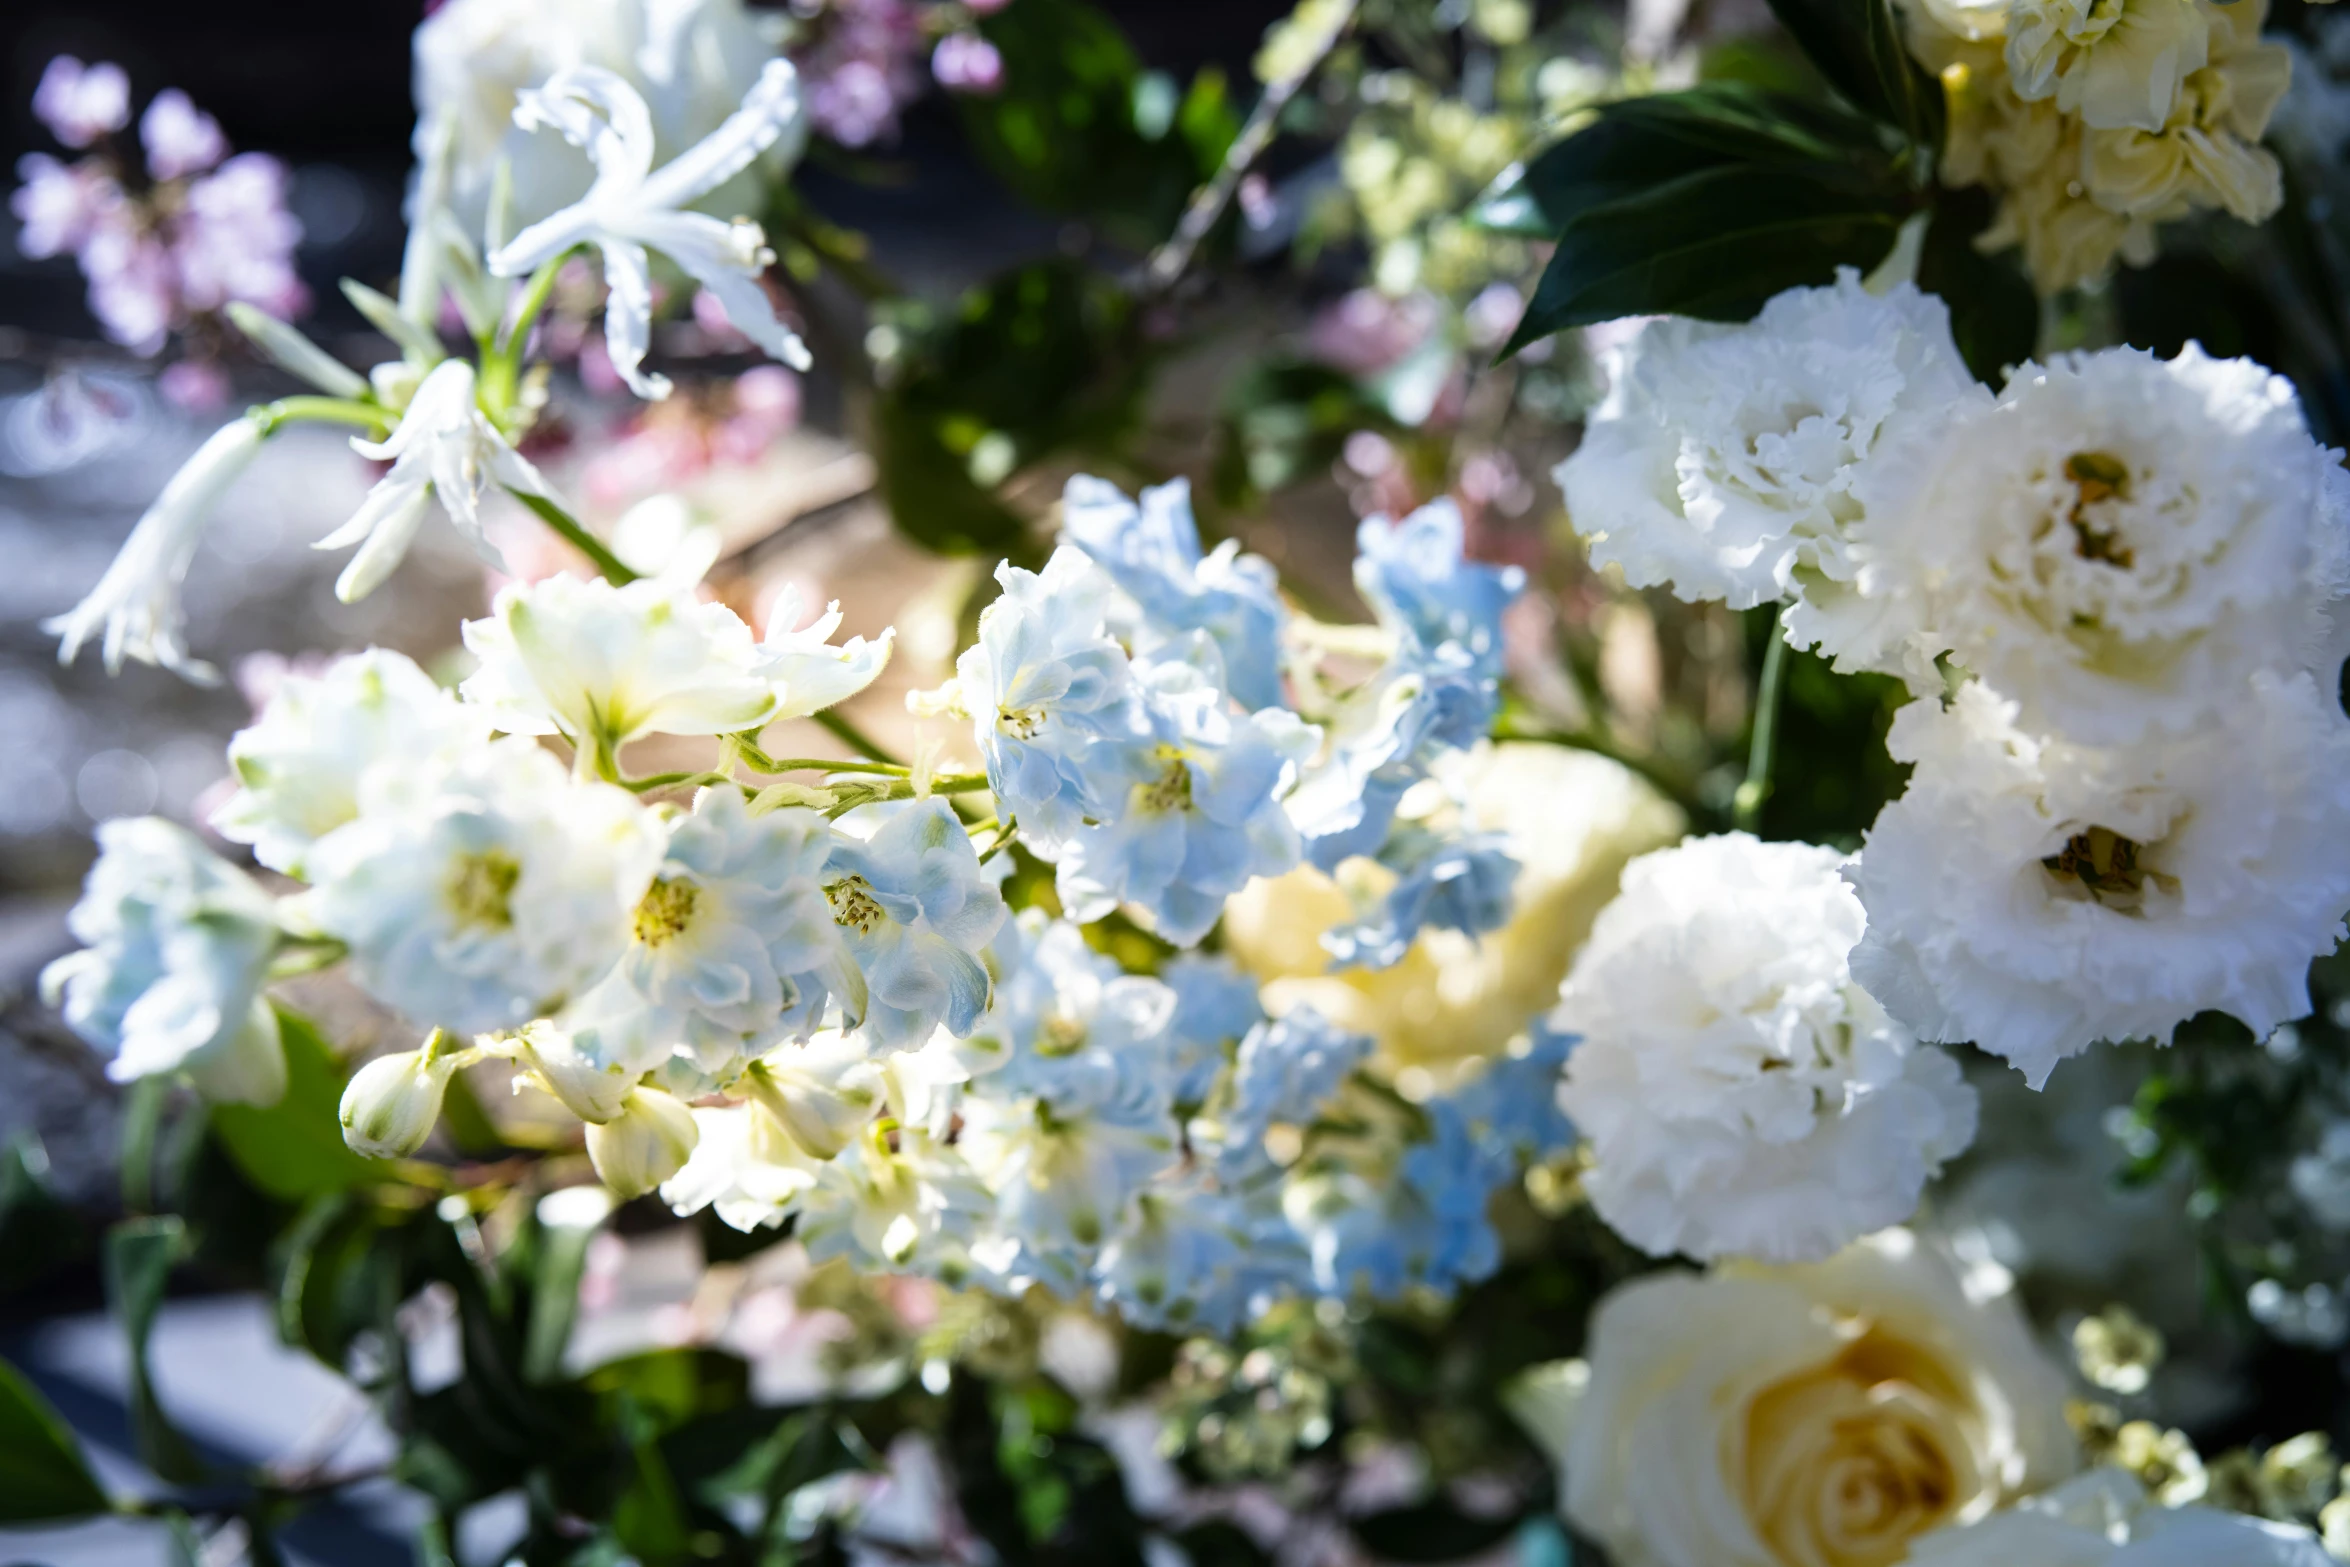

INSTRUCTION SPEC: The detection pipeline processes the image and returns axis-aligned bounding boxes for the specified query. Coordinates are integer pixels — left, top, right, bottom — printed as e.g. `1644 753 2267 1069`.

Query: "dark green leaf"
0 1135 86 1297
612 1399 691 1564
1168 1520 1274 1567
1506 163 1910 350
1349 1499 1525 1562
0 1359 110 1521
120 1076 168 1215
1764 0 1941 148
1916 187 2037 385
105 1215 204 1484
274 1193 403 1373
521 1214 598 1387
209 1007 378 1202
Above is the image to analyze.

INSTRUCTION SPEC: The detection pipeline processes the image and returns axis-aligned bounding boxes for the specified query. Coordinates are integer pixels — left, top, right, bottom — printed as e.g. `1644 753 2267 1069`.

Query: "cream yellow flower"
1221 743 1683 1084
2082 0 2289 224
2005 0 2210 132
1563 1230 2076 1567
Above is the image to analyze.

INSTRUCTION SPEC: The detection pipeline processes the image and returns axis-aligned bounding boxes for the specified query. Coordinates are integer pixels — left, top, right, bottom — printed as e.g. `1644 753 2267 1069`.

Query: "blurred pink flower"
808 59 901 145
80 221 177 352
798 0 925 146
932 34 1005 94
10 153 112 258
140 88 227 180
1308 288 1439 376
1462 282 1524 351
33 57 130 149
157 359 230 413
175 153 307 317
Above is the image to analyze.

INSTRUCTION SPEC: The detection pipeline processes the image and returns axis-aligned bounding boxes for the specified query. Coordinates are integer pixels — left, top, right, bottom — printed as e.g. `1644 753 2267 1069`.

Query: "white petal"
597 240 671 400
336 484 433 603
636 58 804 211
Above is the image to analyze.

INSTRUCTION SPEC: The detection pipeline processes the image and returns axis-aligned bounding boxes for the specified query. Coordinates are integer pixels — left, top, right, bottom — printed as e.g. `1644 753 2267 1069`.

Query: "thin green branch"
810 708 902 767
505 488 640 585
252 396 392 438
1734 620 1790 834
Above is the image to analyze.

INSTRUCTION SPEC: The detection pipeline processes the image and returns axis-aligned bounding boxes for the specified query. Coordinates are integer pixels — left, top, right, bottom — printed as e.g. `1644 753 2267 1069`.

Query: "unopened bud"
339 1029 461 1158
511 1020 631 1124
586 1086 700 1199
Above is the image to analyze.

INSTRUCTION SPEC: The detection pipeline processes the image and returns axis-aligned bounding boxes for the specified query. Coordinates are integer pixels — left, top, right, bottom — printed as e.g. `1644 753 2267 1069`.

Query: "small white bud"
586 1086 700 1199
510 1020 631 1124
339 1030 461 1158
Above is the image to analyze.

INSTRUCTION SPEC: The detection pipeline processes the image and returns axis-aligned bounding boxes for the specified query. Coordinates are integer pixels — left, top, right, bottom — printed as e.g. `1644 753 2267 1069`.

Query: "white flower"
737 1029 884 1159
1555 834 1978 1265
488 60 809 400
41 817 287 1104
339 1032 465 1158
565 790 841 1073
1555 272 1982 616
796 1120 992 1272
1905 1468 2333 1566
1836 344 2350 745
46 415 267 683
660 1102 822 1231
821 799 1009 1049
506 1018 633 1123
1564 1230 2075 1567
313 360 560 603
959 1090 1180 1289
2005 0 2210 131
460 573 782 755
1847 676 2350 1089
757 585 894 722
305 738 662 1034
411 0 783 238
213 649 491 879
586 1083 701 1198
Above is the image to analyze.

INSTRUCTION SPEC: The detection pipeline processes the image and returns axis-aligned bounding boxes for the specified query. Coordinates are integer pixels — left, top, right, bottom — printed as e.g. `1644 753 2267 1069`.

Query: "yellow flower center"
998 703 1046 740
1141 745 1194 814
2063 450 2135 568
825 874 886 935
445 850 521 930
2041 824 2147 906
632 877 700 947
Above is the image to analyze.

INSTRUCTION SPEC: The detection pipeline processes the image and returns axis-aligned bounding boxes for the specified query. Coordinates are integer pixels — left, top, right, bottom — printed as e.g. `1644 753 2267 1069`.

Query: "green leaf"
1763 0 1941 149
274 1193 404 1372
612 1398 691 1565
1474 84 1891 236
1506 163 1910 350
0 1358 110 1521
209 1006 378 1202
120 1076 168 1215
105 1214 204 1484
1916 188 2037 385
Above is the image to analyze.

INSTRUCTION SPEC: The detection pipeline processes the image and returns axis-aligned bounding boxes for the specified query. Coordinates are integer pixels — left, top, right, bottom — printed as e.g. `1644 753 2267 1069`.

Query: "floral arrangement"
13 0 2350 1562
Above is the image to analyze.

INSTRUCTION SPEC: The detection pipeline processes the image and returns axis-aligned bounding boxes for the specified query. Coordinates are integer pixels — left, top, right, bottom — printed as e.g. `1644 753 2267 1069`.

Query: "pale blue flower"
1218 1006 1371 1175
1061 475 1287 712
1445 1020 1577 1158
979 914 1178 1117
1322 827 1519 970
1160 954 1264 1104
822 798 1008 1048
1290 647 1494 871
1095 1184 1253 1333
1354 499 1525 682
1054 653 1317 946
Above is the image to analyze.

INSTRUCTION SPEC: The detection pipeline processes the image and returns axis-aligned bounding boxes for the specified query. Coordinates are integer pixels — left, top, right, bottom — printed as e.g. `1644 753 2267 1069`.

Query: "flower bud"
511 1020 631 1124
339 1030 460 1158
586 1086 699 1199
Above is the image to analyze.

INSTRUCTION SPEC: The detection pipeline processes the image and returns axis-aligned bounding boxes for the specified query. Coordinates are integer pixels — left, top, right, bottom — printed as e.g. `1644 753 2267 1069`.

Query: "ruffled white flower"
1847 676 2350 1088
46 415 267 683
41 817 289 1104
566 790 840 1073
488 60 809 400
459 573 782 755
213 649 491 879
1555 272 1982 616
2005 0 2210 132
1834 344 2350 745
757 585 894 722
314 360 560 603
1906 1468 2333 1565
1555 834 1979 1264
1564 1230 2075 1567
304 737 662 1034
412 0 783 238
959 1090 1180 1287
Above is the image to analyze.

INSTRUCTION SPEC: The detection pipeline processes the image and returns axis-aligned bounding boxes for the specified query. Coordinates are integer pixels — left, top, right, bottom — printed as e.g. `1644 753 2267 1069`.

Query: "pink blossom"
10 153 113 258
1462 282 1524 350
175 153 307 318
690 284 752 349
157 359 230 413
798 0 925 146
807 59 903 146
932 34 1005 94
1308 288 1439 376
140 88 228 180
1238 171 1277 229
578 333 625 398
79 219 177 353
713 366 802 464
32 57 130 149
965 0 1013 13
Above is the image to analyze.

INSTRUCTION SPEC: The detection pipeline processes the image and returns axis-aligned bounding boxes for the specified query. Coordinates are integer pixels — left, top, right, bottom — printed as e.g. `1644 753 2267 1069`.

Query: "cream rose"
1220 742 1684 1082
1565 1230 2076 1567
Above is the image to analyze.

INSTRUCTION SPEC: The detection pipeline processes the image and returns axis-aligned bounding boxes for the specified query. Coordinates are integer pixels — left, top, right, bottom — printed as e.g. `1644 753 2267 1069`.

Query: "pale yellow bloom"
2082 0 2289 223
2006 0 2210 131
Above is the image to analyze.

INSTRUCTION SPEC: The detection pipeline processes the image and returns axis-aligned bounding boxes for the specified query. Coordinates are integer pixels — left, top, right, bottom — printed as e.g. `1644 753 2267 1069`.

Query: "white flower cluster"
47 474 1555 1331
1561 278 2350 1090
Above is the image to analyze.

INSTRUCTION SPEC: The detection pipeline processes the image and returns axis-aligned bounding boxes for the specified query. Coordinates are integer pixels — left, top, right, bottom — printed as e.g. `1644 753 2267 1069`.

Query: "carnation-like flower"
46 415 266 682
1847 676 2350 1088
41 817 288 1104
1556 272 1982 616
305 738 662 1033
1555 834 1978 1264
821 798 1008 1048
1906 1468 2332 1565
2005 0 2210 131
460 573 783 755
314 360 560 602
213 649 491 878
565 790 840 1073
1835 346 2347 745
1564 1230 2076 1567
488 60 810 399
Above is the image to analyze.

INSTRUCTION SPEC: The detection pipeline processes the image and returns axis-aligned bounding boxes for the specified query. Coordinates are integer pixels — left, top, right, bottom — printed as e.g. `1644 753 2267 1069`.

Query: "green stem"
506 488 640 585
1734 620 1790 835
252 396 391 438
811 708 902 766
622 770 737 794
497 252 572 361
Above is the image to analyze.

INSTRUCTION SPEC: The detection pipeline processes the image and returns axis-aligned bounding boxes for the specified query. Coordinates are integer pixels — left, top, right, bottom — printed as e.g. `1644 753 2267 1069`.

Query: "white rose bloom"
305 737 662 1034
213 649 491 879
2005 0 2211 131
1554 272 1982 615
1838 345 2350 745
565 790 841 1074
412 0 784 237
1556 834 1979 1264
460 574 782 755
1905 1468 2333 1565
1565 1230 2075 1567
41 817 288 1104
1848 676 2350 1089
